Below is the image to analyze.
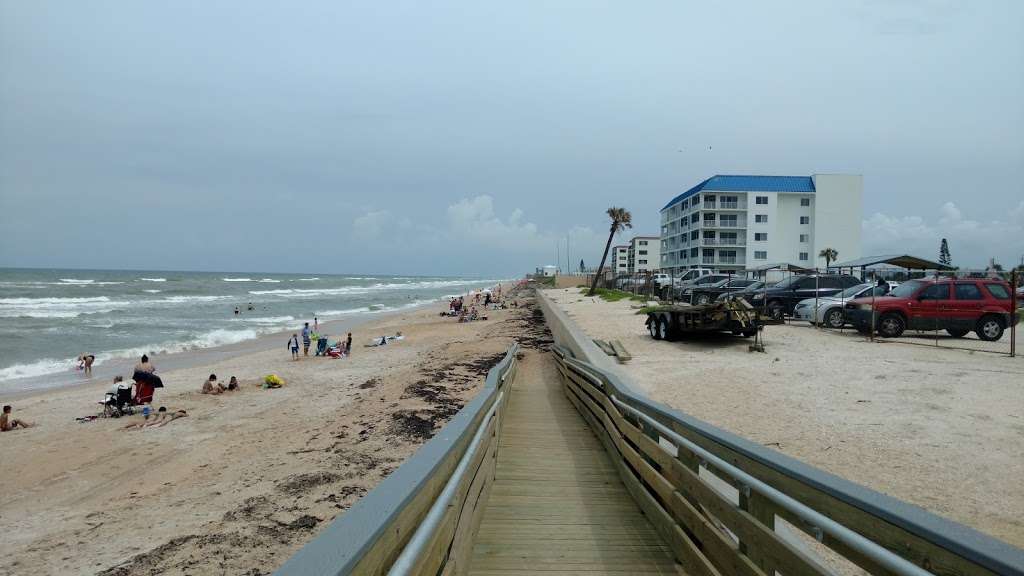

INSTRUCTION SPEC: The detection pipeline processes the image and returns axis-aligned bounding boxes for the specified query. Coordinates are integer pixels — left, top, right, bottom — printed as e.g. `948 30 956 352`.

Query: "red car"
845 277 1016 341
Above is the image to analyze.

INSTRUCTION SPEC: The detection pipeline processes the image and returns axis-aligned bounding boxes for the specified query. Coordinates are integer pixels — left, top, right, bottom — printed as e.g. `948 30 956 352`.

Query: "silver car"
793 283 894 328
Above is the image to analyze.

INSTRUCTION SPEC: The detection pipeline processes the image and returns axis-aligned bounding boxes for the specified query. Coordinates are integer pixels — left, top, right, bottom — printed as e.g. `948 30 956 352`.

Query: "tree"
818 247 838 270
939 238 951 266
588 207 632 296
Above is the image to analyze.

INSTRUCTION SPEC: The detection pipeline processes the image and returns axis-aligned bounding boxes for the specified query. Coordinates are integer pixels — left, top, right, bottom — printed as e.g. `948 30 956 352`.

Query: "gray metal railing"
273 343 519 576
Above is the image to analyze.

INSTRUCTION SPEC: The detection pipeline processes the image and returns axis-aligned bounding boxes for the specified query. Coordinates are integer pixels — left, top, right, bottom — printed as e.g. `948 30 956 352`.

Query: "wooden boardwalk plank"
468 352 683 575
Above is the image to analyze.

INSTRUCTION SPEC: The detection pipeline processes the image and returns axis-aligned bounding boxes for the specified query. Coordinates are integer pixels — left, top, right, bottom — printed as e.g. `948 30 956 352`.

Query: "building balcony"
717 201 747 210
700 238 744 246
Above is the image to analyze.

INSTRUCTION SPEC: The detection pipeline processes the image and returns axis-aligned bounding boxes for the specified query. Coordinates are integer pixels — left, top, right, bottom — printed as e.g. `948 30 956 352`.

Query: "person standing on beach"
314 316 319 331
301 322 312 356
133 354 158 405
287 334 300 360
346 332 353 355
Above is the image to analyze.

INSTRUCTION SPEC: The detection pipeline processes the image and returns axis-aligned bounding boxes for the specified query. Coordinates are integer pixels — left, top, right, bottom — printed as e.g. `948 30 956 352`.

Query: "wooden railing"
273 343 519 576
550 344 1024 576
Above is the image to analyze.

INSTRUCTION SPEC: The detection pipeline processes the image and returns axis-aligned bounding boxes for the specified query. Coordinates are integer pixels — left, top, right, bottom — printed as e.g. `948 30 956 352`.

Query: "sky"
1 0 1022 275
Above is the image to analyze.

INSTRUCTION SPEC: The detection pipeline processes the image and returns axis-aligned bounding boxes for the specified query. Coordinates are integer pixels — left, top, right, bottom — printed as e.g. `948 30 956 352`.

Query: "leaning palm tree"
588 207 632 296
819 247 838 270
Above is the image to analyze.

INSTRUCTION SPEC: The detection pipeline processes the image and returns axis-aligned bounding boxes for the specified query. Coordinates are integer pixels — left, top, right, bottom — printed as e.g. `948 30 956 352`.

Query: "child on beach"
78 353 95 376
201 374 225 394
228 376 239 390
1 405 33 431
288 334 300 360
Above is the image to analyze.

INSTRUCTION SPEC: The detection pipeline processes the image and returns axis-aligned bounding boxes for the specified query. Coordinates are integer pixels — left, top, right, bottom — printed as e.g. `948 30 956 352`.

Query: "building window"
754 233 767 241
800 216 809 224
799 234 808 242
639 260 647 265
639 250 647 255
691 213 699 224
690 248 699 257
800 198 810 206
755 196 768 205
639 240 647 246
755 214 768 223
690 231 699 241
799 252 809 261
754 251 767 260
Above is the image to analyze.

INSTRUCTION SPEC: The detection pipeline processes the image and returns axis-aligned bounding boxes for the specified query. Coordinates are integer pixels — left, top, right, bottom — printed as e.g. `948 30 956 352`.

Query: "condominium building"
659 174 862 274
627 236 660 273
612 245 629 274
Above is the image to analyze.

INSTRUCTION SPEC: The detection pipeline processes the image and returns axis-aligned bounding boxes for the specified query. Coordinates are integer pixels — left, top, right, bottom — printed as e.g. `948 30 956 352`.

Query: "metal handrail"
387 390 504 575
611 395 933 576
272 342 518 576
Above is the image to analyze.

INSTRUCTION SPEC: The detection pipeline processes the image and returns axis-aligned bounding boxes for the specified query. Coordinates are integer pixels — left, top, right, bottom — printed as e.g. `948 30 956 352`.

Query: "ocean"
0 269 501 393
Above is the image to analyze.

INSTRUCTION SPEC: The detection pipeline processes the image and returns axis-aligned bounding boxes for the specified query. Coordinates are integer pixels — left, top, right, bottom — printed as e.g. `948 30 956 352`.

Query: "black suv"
667 274 732 301
684 278 762 305
736 274 862 318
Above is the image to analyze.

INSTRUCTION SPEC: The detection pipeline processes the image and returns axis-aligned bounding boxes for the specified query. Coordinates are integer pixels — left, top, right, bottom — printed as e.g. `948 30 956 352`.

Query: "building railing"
701 238 743 246
535 290 1024 576
273 344 520 576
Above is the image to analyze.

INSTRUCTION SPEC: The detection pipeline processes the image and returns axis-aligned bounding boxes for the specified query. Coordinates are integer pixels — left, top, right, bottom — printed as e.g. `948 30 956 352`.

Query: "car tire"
824 308 845 329
767 300 784 320
945 328 969 338
975 315 1004 342
695 293 711 305
648 317 661 340
877 313 905 338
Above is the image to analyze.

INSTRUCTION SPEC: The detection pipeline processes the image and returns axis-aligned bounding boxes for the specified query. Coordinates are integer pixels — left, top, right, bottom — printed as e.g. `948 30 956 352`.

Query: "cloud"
350 195 608 273
863 201 1024 268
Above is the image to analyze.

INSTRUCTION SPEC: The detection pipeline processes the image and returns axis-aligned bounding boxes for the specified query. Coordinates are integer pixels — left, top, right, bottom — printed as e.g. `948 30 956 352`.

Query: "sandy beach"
545 287 1024 548
0 285 547 575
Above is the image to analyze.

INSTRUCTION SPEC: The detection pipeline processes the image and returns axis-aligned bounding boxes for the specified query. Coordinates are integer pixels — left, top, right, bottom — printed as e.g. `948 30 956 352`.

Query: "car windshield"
836 283 872 299
888 280 926 298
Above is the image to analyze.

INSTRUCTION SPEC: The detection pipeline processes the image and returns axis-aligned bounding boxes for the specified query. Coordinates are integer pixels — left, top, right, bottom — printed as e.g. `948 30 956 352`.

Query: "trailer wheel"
657 315 671 341
648 316 661 340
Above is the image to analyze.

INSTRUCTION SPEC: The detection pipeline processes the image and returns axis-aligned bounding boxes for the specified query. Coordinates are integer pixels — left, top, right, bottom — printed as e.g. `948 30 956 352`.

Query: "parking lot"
547 287 1024 548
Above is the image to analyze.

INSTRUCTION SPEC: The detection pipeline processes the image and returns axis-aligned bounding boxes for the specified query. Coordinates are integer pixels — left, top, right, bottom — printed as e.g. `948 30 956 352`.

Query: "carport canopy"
747 262 815 273
832 254 956 271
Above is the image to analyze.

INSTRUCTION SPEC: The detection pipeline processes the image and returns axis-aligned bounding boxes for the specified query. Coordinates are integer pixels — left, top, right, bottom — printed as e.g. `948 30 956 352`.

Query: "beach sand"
546 287 1024 548
0 285 546 575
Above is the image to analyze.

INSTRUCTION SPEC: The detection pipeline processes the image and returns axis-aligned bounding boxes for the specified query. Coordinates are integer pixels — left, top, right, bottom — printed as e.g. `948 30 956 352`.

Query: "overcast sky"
1 0 1021 275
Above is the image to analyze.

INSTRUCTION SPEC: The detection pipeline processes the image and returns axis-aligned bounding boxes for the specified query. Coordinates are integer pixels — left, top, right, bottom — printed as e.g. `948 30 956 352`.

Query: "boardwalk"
469 352 682 575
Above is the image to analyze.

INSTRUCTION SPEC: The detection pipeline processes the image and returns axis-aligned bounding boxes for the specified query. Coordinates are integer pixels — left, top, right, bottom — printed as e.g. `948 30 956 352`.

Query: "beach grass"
580 287 647 303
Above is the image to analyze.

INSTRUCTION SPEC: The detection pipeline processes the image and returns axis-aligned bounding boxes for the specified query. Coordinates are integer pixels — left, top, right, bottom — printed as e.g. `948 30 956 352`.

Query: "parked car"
652 273 672 288
684 278 762 305
671 268 714 286
793 282 893 328
735 274 862 318
667 274 733 301
845 278 1016 341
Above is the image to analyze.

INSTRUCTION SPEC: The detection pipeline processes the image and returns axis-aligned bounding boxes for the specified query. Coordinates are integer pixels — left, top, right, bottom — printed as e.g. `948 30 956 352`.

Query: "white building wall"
631 237 660 272
811 174 862 268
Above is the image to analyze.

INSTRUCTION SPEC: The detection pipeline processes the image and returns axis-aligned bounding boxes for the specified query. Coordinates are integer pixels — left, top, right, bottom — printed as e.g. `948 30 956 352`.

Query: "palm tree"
588 207 632 296
819 247 838 270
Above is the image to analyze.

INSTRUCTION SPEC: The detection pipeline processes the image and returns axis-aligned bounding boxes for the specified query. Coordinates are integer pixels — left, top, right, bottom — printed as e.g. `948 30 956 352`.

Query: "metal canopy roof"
831 254 955 270
747 262 816 272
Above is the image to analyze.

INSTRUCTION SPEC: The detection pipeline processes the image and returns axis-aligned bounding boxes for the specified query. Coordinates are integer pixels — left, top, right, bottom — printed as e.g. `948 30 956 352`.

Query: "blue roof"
662 175 815 210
